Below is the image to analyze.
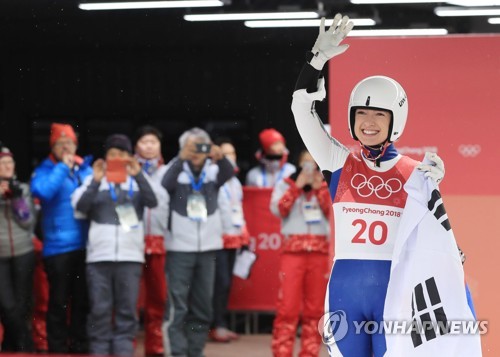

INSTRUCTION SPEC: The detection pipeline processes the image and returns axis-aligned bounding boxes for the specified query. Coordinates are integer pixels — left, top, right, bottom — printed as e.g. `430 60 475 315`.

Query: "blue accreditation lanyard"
262 166 285 187
188 170 206 192
108 179 134 202
142 160 153 175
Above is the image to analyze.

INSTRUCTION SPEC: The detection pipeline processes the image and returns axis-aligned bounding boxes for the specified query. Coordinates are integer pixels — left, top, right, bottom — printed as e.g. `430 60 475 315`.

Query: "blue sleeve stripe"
328 168 343 201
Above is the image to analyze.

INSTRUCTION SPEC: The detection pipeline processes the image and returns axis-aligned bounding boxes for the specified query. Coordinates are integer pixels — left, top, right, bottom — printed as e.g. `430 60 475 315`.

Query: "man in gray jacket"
161 127 234 357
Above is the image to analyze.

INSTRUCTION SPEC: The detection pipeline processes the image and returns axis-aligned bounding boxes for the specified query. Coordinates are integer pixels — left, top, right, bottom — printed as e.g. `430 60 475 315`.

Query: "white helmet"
348 76 408 143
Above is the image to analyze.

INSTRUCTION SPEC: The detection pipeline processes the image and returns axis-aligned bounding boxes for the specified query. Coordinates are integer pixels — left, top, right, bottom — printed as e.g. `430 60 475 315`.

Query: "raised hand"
93 159 105 182
127 157 141 177
311 170 324 190
209 144 223 162
309 14 354 70
295 169 313 189
62 153 75 169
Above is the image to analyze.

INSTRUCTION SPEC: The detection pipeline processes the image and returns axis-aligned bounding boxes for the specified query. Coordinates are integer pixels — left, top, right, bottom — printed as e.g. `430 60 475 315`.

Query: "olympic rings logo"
351 173 402 199
458 144 481 158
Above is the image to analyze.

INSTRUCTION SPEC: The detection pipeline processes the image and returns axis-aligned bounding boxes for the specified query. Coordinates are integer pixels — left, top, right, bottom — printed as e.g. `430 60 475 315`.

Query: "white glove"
309 14 354 70
417 152 445 185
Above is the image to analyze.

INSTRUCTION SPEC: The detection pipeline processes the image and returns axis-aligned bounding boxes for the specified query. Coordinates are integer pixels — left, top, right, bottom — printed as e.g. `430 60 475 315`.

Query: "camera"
195 143 212 154
302 161 316 174
1 178 23 198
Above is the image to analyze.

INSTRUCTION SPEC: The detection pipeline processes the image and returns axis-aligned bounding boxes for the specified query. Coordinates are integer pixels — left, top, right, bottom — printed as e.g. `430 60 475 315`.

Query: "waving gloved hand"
417 152 445 185
309 14 354 71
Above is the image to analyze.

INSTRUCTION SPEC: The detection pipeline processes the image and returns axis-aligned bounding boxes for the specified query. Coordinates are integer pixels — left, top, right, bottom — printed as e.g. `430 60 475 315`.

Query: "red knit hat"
259 128 285 153
50 123 77 147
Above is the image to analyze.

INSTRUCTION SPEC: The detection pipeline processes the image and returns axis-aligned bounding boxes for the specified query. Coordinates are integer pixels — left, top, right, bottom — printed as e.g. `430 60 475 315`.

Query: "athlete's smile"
354 108 391 146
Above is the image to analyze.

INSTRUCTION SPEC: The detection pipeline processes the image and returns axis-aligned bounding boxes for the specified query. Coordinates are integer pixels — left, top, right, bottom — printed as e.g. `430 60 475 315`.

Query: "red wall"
329 35 500 355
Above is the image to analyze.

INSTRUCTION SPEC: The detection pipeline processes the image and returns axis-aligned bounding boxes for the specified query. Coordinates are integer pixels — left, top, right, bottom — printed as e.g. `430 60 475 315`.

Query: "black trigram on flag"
411 277 449 348
427 189 451 231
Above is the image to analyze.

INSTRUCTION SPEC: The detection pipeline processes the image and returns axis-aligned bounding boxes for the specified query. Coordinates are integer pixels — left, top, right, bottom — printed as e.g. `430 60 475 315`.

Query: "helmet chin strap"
359 141 391 167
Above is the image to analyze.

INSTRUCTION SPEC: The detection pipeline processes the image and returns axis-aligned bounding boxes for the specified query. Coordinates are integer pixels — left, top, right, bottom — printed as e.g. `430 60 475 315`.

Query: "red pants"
32 239 49 352
143 253 167 355
271 252 329 357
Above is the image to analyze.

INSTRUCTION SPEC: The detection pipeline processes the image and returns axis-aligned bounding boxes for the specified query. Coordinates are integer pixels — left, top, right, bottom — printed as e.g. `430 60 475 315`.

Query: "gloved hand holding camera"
0 178 22 198
0 179 30 221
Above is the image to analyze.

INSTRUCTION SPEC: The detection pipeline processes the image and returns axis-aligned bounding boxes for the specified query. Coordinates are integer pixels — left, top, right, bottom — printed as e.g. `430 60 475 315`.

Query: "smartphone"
106 158 128 183
195 143 211 154
302 161 316 174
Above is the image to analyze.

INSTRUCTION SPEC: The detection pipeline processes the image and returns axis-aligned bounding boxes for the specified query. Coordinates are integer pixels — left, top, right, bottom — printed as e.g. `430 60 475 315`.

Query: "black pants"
44 249 88 353
212 249 237 328
0 251 35 352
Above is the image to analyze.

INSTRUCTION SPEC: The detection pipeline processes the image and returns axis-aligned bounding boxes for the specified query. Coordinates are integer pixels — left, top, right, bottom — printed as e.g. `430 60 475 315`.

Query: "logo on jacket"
319 310 348 345
351 173 402 199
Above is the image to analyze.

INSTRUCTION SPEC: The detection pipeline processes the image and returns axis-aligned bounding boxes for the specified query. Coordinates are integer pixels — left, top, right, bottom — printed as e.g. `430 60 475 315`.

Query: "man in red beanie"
30 122 93 353
49 123 78 148
245 128 296 187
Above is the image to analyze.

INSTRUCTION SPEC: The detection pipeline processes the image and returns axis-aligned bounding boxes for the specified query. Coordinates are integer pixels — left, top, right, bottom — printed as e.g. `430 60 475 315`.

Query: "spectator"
30 123 93 353
0 143 36 352
210 138 249 343
270 150 331 357
161 127 234 357
245 128 295 187
134 125 170 356
72 134 157 357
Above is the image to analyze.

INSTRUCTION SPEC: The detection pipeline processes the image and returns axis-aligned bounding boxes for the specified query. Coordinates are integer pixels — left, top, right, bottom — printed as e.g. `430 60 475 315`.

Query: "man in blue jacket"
31 123 93 353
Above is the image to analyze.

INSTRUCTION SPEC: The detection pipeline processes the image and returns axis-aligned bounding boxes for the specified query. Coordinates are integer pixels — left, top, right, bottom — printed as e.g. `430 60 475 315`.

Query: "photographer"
269 150 331 357
161 127 234 357
72 134 157 356
0 144 36 352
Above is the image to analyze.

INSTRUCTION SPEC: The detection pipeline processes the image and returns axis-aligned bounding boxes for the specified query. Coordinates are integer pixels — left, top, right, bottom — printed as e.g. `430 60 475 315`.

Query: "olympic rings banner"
328 35 500 356
228 187 282 311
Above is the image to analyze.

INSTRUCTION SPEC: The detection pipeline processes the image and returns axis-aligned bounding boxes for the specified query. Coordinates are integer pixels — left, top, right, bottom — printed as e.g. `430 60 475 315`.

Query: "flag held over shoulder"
383 163 482 357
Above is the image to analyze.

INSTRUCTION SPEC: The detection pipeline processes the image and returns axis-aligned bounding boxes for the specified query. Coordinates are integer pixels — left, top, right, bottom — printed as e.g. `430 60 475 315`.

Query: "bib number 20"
351 219 388 245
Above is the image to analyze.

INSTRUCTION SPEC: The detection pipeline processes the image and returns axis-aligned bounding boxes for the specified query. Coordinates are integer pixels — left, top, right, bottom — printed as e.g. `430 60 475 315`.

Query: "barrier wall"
228 187 283 311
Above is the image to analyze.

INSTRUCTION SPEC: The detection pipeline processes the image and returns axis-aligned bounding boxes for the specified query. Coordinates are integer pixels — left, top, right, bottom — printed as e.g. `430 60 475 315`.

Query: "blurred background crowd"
0 122 331 357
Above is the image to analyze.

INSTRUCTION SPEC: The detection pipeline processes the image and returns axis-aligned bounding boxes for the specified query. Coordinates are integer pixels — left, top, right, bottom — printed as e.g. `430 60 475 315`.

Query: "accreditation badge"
115 202 139 232
302 200 322 224
187 192 208 222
